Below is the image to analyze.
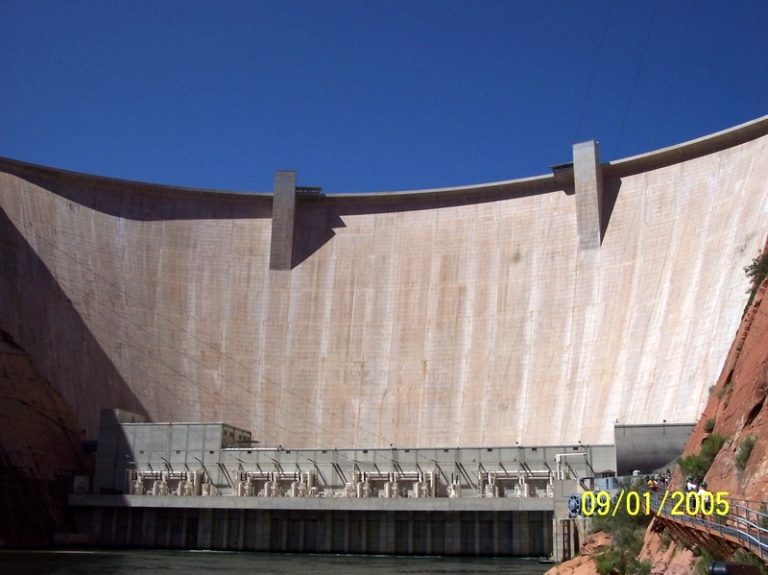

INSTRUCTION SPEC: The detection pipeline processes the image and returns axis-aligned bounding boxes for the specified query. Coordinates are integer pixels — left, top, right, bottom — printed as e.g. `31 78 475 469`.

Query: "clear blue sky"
1 0 767 193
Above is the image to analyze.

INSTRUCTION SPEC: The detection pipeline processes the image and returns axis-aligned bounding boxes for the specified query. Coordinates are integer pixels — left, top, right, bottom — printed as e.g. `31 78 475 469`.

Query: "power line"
651 0 695 149
573 1 613 143
613 0 659 158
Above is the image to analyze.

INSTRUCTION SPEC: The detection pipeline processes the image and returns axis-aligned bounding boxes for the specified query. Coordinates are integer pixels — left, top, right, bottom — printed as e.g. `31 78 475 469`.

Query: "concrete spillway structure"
1 117 767 449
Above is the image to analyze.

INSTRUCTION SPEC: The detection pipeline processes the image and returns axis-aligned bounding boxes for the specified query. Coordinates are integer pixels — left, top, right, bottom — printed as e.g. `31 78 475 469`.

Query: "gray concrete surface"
80 505 553 555
93 411 613 498
70 493 555 512
573 140 604 249
269 170 296 270
614 423 695 475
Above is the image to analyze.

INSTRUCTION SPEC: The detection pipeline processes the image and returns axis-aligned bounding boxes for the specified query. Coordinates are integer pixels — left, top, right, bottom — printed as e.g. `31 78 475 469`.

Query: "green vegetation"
693 548 714 575
590 488 653 575
734 436 756 471
594 552 651 575
717 372 734 400
691 548 768 575
677 434 727 479
731 550 768 575
744 250 768 310
703 418 716 433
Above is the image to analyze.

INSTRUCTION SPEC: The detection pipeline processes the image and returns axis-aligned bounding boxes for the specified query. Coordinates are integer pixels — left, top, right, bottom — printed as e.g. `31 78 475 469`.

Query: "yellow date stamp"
580 490 730 517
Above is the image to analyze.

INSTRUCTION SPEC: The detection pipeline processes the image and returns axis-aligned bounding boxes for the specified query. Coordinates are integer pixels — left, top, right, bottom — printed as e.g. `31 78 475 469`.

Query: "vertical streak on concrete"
573 141 604 249
269 171 297 270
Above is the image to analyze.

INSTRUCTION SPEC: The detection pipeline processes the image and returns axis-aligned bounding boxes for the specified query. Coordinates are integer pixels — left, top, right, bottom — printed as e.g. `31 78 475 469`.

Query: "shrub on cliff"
677 434 727 479
744 250 768 309
692 544 768 575
590 488 652 575
594 549 651 575
693 548 714 575
734 436 756 471
731 550 768 575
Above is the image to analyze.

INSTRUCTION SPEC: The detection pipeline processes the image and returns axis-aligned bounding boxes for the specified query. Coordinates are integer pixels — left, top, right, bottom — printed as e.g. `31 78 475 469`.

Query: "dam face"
1 117 767 449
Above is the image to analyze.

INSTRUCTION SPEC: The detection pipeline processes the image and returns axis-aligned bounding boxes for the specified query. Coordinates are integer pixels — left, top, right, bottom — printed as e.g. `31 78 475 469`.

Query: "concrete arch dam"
1 116 767 449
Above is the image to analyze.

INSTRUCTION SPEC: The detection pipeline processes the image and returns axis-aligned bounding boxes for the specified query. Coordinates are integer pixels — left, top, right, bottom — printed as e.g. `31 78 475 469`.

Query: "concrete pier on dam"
0 116 767 450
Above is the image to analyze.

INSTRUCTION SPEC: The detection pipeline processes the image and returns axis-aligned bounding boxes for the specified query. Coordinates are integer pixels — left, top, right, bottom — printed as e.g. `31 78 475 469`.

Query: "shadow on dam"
601 177 622 242
0 207 149 435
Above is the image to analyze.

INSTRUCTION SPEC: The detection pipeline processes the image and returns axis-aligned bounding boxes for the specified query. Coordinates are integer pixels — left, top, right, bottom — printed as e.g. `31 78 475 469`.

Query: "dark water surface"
1 550 552 574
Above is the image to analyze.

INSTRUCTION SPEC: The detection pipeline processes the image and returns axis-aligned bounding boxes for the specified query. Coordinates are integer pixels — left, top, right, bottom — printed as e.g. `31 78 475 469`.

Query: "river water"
2 550 551 574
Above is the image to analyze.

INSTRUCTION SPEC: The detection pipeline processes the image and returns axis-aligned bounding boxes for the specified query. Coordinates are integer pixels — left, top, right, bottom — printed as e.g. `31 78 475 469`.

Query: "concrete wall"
1 116 767 449
93 415 614 495
80 504 553 556
614 423 695 475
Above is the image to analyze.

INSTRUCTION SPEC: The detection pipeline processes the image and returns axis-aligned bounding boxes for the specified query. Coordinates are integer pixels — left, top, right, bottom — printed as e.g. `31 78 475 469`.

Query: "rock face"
544 532 610 575
1 118 767 450
0 331 88 546
638 529 696 575
687 272 768 501
640 268 768 573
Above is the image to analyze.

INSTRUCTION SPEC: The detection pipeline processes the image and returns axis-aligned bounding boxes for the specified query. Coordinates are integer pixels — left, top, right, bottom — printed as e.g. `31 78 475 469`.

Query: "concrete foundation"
78 504 552 556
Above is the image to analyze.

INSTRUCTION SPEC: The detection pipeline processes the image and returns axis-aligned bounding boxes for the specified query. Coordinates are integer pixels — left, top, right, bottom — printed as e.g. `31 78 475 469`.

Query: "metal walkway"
648 491 768 562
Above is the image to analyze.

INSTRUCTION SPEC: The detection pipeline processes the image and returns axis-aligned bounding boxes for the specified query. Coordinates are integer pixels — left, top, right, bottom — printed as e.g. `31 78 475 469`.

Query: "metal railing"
648 491 768 561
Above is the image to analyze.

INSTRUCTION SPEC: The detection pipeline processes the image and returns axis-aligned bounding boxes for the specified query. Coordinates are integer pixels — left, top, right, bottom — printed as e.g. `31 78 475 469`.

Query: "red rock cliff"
683 274 768 500
0 330 88 546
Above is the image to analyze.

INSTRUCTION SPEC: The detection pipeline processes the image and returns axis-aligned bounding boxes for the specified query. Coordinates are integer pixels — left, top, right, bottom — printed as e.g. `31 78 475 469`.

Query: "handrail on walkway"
645 489 768 561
